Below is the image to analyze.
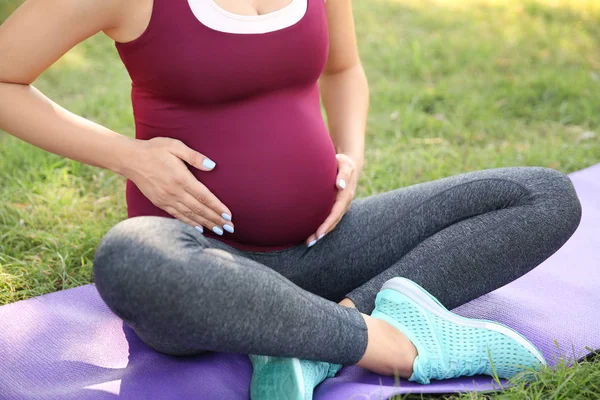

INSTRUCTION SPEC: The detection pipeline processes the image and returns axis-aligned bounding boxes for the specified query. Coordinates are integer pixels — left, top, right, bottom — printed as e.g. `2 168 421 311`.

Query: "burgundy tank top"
115 0 338 252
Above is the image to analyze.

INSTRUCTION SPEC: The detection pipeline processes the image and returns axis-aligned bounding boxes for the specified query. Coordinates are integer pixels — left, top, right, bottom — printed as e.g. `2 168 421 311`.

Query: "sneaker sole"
381 277 547 367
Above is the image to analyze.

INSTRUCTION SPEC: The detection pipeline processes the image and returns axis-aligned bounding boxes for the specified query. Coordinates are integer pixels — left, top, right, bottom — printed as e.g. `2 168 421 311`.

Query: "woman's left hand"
305 153 358 247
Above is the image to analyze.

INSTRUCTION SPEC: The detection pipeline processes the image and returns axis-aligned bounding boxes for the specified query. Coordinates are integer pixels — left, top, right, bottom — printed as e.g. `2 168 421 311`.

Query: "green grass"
398 352 600 400
1 0 599 398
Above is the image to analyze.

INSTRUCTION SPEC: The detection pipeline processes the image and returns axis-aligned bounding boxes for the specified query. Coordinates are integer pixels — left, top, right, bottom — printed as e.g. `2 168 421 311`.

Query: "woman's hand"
123 137 234 235
305 153 357 247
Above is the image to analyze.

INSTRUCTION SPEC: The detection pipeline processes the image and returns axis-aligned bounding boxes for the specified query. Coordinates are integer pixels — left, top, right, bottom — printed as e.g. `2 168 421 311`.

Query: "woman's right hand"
0 1 232 234
123 137 234 234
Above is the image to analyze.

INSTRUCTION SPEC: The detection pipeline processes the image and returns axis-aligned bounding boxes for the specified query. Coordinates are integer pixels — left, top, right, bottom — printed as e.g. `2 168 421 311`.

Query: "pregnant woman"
0 0 582 399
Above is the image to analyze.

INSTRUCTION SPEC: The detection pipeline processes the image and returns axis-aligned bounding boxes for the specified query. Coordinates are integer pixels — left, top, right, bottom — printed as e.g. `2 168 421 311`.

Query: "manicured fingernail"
338 178 346 189
318 233 325 240
223 224 234 233
307 239 317 247
203 158 216 169
195 225 204 233
222 213 232 221
212 226 223 235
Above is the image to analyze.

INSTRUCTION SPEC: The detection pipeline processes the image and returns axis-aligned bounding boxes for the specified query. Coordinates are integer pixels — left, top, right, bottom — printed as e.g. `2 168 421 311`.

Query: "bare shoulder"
0 0 128 84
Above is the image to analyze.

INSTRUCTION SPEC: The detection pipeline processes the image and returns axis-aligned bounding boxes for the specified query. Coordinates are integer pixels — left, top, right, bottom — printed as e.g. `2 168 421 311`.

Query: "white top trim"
187 0 309 34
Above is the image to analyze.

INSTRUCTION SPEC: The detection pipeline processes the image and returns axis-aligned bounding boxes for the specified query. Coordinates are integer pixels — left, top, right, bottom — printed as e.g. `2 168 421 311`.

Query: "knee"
93 218 214 356
93 217 147 282
93 216 180 277
526 167 582 236
92 217 170 315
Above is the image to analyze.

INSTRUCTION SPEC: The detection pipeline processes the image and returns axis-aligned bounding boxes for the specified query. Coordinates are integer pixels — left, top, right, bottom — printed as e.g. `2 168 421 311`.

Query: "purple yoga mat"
1 165 599 400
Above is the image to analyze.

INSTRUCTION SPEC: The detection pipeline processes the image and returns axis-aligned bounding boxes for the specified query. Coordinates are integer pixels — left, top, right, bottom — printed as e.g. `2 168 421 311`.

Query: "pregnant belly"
127 86 339 250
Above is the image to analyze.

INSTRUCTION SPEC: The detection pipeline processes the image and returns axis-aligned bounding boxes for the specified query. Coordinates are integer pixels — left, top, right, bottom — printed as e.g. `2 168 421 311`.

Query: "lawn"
1 0 599 398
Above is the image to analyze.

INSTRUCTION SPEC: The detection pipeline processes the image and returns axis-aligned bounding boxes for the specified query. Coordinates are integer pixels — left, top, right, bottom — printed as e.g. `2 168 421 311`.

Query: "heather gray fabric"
92 166 582 366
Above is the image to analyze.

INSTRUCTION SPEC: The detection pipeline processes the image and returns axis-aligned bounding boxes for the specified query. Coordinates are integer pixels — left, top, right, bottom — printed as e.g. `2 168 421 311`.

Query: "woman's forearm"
0 82 137 176
319 63 369 177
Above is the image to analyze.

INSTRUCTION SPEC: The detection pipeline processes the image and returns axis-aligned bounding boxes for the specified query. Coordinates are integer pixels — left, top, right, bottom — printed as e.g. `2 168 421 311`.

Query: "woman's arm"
0 0 136 174
0 0 235 231
319 0 369 178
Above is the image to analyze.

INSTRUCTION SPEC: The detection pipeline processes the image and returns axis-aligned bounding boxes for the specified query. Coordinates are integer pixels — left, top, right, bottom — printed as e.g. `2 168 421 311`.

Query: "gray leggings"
92 166 582 366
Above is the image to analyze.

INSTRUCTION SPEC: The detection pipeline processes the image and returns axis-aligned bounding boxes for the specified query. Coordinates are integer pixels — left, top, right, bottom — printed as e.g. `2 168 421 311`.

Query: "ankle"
355 314 417 377
338 298 356 308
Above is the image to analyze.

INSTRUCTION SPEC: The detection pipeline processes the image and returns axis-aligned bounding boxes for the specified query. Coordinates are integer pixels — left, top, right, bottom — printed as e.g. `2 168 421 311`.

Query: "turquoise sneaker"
248 354 342 400
371 277 547 384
